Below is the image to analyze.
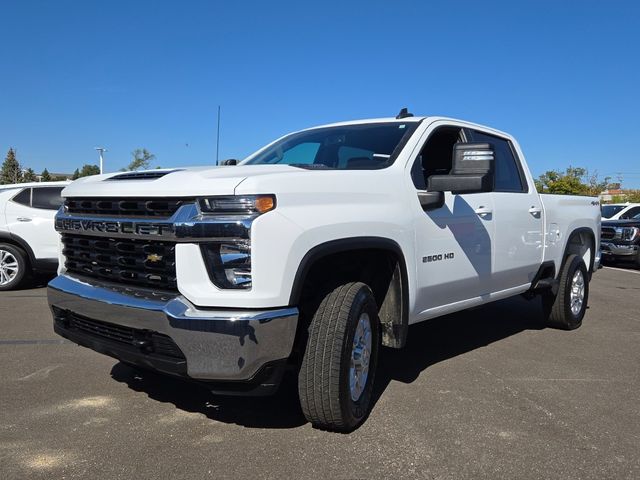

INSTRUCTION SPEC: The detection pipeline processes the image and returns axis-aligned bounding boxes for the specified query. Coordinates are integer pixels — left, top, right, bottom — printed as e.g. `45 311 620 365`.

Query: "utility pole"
95 147 107 174
216 105 221 166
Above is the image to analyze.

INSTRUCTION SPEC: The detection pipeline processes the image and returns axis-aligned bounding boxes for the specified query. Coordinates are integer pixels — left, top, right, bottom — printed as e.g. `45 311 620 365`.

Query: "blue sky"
1 0 639 186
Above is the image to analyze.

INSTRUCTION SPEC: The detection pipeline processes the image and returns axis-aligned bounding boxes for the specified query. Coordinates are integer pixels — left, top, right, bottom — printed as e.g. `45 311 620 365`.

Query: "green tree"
123 148 155 171
1 148 23 184
40 168 52 182
72 168 80 180
78 164 100 177
611 190 640 203
23 168 37 182
534 166 611 196
627 190 640 203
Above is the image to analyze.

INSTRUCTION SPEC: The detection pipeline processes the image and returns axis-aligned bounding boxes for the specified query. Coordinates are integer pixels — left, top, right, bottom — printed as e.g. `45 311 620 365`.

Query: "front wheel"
543 254 589 330
0 244 28 291
298 282 379 432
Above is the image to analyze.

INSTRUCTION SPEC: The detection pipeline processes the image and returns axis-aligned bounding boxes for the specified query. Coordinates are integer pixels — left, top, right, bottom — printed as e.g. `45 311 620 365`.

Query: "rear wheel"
298 282 379 432
543 254 589 330
0 244 28 291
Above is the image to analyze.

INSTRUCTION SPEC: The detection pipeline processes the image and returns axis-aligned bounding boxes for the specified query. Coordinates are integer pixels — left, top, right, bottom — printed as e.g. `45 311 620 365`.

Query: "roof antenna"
396 107 414 119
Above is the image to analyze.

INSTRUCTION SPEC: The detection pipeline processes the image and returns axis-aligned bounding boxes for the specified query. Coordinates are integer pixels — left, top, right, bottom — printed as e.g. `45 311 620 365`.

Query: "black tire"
543 254 589 330
298 282 379 432
0 243 29 291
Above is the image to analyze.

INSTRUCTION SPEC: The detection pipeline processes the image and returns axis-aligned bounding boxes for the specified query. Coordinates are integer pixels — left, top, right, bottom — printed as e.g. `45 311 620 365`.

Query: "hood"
62 165 303 198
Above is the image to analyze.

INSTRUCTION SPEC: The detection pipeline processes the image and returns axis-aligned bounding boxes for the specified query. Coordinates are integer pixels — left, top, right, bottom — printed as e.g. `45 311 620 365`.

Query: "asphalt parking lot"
1 267 639 480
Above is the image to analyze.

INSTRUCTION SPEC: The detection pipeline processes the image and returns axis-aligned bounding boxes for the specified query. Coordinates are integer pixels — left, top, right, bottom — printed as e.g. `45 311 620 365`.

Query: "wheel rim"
349 312 372 402
0 249 19 286
569 269 585 316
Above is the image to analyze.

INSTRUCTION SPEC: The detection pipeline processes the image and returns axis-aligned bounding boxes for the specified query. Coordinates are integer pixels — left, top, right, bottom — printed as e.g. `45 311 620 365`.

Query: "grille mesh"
601 227 616 240
64 197 192 217
62 234 177 290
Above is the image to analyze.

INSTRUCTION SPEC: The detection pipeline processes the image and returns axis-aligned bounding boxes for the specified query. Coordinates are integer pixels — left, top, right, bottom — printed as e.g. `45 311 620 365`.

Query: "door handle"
16 217 32 222
475 206 492 217
528 206 542 217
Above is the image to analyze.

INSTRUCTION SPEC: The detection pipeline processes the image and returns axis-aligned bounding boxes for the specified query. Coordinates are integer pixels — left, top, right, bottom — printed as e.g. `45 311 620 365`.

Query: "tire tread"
299 282 371 430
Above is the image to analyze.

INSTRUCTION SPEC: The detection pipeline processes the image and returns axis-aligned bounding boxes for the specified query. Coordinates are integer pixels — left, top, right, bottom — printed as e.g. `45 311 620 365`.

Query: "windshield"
601 205 626 219
243 122 419 169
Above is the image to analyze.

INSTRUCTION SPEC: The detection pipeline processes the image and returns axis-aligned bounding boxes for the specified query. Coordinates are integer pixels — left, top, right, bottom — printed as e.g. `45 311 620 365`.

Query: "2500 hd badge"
423 252 455 263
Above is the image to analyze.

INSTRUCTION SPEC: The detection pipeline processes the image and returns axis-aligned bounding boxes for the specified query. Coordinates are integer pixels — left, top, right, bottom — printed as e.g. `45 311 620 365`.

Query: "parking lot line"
603 266 640 275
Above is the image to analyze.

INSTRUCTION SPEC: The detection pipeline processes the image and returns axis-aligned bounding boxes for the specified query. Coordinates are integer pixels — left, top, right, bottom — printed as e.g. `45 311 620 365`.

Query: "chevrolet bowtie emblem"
146 253 163 263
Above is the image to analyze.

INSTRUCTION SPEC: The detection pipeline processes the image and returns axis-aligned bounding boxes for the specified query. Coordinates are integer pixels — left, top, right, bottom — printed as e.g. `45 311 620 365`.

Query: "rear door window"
469 130 526 192
11 188 31 206
31 187 64 210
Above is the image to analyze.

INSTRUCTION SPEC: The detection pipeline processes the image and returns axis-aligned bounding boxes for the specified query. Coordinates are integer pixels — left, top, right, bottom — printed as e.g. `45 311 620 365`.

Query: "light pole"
95 147 107 174
216 105 221 166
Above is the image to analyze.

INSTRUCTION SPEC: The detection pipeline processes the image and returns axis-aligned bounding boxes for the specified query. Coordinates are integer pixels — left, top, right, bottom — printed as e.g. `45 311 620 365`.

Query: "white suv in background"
0 181 69 290
601 203 640 220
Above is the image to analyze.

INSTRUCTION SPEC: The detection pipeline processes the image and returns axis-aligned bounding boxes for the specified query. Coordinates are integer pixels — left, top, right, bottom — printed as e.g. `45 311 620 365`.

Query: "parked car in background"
601 203 640 220
0 181 69 290
601 212 640 267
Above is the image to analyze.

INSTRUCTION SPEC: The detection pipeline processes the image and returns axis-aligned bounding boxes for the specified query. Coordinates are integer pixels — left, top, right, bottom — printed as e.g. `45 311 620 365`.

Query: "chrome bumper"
600 242 639 257
47 274 298 381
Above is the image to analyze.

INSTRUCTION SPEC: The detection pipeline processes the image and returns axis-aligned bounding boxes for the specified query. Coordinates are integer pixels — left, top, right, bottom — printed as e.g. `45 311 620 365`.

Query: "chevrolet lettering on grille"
55 218 174 237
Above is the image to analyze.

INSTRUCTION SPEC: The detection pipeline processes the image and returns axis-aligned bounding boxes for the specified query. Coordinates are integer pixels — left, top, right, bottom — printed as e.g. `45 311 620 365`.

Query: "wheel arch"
561 227 596 275
0 231 35 267
289 237 410 349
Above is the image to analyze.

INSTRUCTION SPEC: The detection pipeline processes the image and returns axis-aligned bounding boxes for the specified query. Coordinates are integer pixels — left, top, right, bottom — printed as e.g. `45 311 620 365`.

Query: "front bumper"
600 241 639 258
48 274 298 390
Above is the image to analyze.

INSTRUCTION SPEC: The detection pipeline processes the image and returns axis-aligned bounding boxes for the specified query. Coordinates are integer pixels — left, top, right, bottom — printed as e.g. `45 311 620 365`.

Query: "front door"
409 125 496 317
413 191 495 314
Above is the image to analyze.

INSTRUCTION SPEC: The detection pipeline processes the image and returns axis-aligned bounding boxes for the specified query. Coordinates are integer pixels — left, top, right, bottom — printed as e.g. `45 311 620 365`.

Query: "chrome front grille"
62 234 177 290
64 197 193 217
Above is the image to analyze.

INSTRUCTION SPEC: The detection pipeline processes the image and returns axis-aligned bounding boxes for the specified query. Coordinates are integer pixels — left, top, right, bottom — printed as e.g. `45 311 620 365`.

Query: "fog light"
201 242 252 289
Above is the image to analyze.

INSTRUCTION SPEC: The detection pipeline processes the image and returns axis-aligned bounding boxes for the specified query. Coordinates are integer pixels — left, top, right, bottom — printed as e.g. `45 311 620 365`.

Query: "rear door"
468 130 543 291
5 186 64 260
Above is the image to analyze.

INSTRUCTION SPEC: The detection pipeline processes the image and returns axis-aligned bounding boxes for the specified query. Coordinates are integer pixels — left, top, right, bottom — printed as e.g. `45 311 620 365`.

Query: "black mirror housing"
220 159 238 166
428 173 493 195
418 191 444 211
427 143 495 194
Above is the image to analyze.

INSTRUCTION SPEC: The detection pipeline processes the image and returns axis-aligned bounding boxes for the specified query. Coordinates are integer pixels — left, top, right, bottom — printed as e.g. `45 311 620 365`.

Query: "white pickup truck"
48 112 600 431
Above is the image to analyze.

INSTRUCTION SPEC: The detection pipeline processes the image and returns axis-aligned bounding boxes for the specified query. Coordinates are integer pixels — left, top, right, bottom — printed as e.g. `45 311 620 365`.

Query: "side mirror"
418 191 444 210
427 143 495 194
220 159 238 166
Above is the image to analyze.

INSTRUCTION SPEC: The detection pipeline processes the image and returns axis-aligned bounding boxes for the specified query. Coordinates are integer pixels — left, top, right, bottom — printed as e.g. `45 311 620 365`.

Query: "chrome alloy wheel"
349 312 372 402
0 249 19 286
570 269 585 316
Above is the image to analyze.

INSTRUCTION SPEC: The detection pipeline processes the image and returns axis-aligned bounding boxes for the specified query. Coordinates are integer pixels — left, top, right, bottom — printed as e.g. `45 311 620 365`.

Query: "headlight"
197 195 275 289
620 227 639 242
198 195 275 215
